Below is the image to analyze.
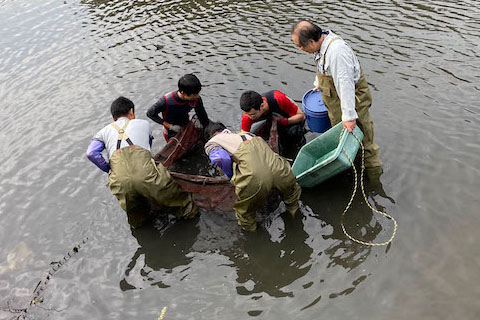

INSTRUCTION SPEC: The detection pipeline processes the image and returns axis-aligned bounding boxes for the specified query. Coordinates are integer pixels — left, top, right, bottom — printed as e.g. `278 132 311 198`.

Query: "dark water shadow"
224 211 313 298
118 167 395 300
120 217 200 291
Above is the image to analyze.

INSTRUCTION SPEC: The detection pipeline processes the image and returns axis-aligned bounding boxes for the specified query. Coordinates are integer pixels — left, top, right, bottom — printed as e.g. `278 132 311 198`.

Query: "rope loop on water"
338 128 397 246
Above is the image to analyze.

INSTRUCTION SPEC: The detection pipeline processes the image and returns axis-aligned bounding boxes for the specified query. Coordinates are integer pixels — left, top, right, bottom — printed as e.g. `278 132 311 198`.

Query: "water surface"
1 0 479 319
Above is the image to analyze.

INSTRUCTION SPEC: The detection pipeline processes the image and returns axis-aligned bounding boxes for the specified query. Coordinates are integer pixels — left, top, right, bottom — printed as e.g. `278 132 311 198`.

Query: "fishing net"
153 118 205 167
153 118 279 212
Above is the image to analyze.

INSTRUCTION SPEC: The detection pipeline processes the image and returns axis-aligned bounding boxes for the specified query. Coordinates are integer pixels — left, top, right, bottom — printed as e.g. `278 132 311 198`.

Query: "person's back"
205 130 270 183
204 122 301 231
87 96 197 228
95 118 152 160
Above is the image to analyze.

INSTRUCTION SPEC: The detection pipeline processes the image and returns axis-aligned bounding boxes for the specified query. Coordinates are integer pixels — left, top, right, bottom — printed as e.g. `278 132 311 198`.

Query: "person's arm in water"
194 97 210 127
86 139 110 173
208 148 233 179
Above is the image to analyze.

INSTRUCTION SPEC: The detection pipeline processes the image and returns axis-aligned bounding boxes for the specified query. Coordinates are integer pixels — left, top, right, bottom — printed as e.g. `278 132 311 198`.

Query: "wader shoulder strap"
111 120 133 149
240 132 255 141
322 37 341 75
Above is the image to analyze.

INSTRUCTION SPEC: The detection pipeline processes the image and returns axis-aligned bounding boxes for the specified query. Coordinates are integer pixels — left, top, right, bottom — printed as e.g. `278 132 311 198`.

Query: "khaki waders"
316 38 381 168
108 120 195 228
231 137 301 231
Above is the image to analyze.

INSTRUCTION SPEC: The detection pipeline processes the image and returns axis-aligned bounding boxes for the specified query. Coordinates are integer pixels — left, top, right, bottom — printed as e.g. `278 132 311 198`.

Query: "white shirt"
94 118 153 160
313 31 361 122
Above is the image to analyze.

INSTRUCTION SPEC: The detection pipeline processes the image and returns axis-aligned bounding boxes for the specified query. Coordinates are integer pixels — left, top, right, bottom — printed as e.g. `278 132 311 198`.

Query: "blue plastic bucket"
302 89 331 133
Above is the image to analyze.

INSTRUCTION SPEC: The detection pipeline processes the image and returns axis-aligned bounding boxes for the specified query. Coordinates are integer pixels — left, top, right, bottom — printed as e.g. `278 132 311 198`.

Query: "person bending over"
87 96 197 228
240 90 306 151
204 122 301 231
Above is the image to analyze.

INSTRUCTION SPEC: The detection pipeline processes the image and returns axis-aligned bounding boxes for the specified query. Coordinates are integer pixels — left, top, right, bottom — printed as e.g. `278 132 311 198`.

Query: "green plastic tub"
292 122 364 187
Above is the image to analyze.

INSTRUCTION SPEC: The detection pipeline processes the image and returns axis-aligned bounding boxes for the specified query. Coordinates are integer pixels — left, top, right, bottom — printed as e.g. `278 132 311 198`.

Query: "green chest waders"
231 136 301 231
316 38 381 168
108 120 194 228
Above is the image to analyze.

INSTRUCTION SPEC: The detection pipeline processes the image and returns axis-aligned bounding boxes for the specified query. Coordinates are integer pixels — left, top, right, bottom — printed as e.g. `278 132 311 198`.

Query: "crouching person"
86 96 197 228
204 122 301 231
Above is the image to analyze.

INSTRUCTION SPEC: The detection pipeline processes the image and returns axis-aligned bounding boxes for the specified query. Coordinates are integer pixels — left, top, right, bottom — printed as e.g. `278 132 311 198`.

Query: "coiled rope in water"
339 129 397 246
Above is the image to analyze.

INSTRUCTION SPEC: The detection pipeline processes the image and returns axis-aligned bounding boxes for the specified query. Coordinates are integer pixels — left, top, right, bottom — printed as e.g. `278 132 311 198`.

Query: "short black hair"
291 20 323 47
240 90 263 112
204 122 227 140
111 96 134 120
178 73 202 95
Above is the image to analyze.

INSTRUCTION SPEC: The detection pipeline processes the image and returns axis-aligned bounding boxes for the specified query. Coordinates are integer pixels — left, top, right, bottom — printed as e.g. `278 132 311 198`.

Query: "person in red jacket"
240 90 306 154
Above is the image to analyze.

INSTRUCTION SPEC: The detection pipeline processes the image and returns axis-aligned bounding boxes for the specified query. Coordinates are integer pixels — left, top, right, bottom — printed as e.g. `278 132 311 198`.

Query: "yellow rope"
158 306 167 320
338 129 397 246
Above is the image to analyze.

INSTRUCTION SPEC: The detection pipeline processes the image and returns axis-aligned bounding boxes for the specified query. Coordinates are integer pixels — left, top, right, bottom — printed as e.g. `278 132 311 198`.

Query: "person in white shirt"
86 96 197 228
291 20 382 172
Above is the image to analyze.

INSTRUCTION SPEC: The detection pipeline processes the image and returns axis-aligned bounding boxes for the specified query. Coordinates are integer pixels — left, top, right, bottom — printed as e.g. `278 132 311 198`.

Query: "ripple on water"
1 0 480 319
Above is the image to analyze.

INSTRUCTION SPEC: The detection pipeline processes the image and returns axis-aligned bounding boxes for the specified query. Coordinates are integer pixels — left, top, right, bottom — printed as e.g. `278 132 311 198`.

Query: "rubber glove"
276 117 289 126
209 148 233 179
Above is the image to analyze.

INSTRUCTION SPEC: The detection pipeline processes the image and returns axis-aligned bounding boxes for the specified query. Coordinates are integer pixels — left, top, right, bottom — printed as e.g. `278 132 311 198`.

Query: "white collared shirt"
313 31 361 122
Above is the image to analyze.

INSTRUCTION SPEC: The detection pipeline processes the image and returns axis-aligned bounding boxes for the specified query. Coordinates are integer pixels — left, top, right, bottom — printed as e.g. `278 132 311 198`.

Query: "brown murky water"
1 0 479 319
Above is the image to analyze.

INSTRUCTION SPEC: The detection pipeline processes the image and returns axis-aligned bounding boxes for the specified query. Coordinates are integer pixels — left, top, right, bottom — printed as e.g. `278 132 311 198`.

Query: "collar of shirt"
314 30 336 63
173 90 195 104
112 117 130 128
115 117 129 123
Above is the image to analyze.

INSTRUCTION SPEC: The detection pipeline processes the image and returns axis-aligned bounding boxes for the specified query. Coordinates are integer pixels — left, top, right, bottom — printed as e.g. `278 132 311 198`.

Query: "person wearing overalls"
204 122 302 231
291 21 382 174
86 96 197 228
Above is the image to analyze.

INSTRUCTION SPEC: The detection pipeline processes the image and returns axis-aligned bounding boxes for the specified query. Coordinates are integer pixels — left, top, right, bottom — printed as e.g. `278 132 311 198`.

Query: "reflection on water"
228 214 312 299
1 0 480 319
302 173 385 270
122 219 200 290
121 174 391 305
